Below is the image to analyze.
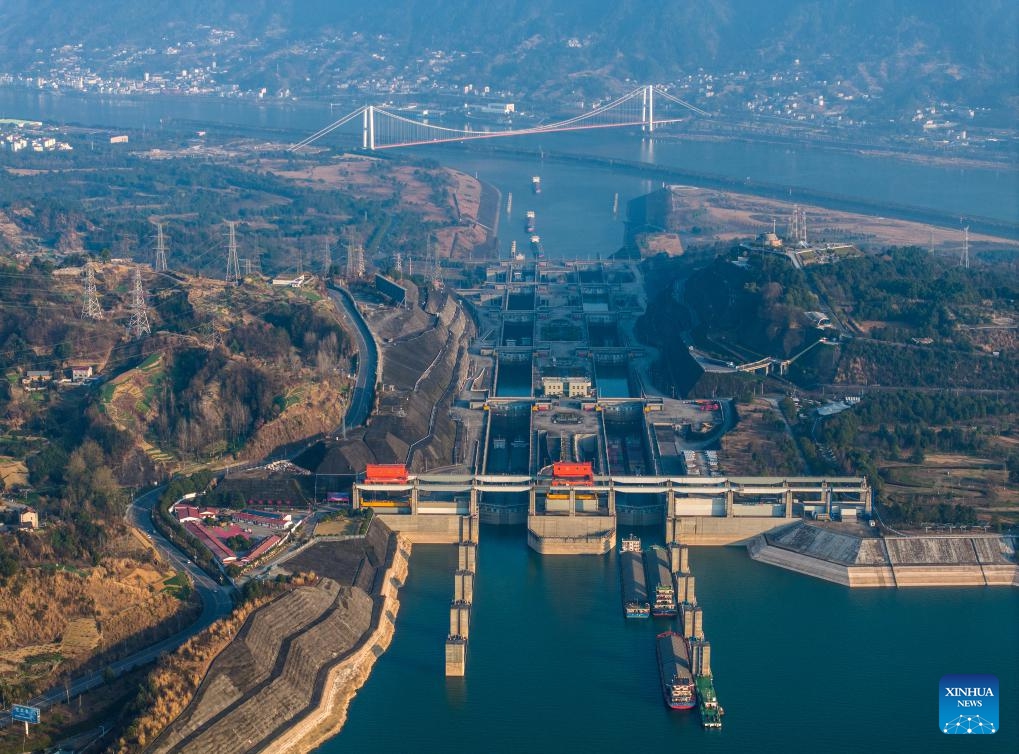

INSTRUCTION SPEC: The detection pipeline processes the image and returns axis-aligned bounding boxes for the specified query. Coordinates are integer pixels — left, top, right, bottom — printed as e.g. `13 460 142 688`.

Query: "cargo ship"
620 536 650 618
531 175 541 194
644 546 678 617
525 210 536 233
529 235 544 258
656 631 697 710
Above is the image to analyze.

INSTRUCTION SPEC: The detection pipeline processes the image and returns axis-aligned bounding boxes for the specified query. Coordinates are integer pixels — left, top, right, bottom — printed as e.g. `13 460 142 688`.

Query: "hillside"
0 1 1013 112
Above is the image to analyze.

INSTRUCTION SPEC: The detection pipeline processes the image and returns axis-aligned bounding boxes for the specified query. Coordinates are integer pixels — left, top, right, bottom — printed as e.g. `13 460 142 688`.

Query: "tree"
1007 453 1019 485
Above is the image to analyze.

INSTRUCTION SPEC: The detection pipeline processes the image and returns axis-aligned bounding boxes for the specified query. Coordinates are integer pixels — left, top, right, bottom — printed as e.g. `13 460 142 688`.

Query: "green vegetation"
641 246 1019 394
815 391 1019 526
223 535 252 552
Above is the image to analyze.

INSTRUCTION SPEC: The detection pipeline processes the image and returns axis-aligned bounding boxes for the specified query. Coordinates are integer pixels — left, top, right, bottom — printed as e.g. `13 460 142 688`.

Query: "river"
2 89 1017 752
324 527 1018 754
1 89 1016 229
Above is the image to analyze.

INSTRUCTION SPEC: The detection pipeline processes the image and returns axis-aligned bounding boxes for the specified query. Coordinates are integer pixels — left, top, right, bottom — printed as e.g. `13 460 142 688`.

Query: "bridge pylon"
362 105 376 151
643 84 655 134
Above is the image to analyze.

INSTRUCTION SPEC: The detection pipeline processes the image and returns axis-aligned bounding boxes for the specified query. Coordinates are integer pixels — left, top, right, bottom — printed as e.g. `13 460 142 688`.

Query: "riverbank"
146 520 407 753
464 143 1019 241
748 522 1018 587
273 529 410 753
646 184 1019 252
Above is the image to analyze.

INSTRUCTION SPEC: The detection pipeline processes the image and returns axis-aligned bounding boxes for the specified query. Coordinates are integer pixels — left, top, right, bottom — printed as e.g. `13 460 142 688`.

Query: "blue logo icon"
939 674 998 734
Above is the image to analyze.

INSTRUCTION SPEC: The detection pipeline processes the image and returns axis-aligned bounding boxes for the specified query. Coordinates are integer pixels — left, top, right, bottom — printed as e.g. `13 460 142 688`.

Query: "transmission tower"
394 252 403 278
81 263 104 320
961 226 970 269
787 206 808 246
345 230 365 281
225 221 241 283
154 222 168 272
321 237 333 276
431 236 443 290
127 266 151 339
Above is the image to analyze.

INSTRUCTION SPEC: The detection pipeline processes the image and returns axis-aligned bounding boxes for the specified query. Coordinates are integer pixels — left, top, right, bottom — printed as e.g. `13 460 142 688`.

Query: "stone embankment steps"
148 520 406 754
749 522 1018 587
152 582 355 753
185 590 372 754
156 586 338 742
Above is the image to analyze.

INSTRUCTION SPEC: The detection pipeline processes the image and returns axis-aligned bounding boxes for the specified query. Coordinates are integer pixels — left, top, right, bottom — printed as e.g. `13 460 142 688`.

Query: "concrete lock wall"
673 498 726 517
617 505 665 527
378 513 463 544
479 504 528 525
670 515 789 545
527 514 615 554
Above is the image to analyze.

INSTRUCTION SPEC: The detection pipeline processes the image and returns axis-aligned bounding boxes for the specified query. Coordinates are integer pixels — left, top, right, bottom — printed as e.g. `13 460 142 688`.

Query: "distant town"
0 27 1013 159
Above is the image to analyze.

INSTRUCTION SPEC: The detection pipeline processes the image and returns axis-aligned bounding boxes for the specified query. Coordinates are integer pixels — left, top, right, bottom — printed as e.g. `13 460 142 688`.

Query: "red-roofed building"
241 534 282 564
183 521 236 563
173 504 202 522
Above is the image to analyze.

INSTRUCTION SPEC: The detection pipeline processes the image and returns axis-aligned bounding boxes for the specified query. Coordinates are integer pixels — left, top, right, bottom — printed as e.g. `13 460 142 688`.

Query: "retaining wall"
527 515 615 554
670 515 789 545
377 513 463 543
748 525 1018 588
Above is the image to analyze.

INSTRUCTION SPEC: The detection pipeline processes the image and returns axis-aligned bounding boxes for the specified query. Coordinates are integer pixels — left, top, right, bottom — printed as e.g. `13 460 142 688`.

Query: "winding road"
328 284 378 431
2 488 235 725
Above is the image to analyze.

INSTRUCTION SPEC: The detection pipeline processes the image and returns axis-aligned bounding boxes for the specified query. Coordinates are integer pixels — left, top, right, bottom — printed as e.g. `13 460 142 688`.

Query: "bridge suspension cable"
289 85 710 152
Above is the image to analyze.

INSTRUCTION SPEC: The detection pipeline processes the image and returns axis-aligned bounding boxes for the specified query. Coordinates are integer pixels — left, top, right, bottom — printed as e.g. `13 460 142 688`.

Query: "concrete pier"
681 604 696 639
446 515 478 677
458 542 477 571
449 600 471 639
445 638 467 677
454 570 474 603
675 574 696 606
691 640 712 676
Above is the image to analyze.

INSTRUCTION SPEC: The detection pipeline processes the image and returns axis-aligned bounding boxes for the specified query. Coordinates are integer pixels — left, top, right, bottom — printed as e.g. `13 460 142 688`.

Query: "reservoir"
323 527 1019 754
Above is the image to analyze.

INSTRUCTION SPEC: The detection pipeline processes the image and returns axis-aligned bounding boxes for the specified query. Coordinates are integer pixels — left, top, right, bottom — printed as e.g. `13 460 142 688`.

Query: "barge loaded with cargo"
644 546 678 617
656 631 697 710
619 536 650 618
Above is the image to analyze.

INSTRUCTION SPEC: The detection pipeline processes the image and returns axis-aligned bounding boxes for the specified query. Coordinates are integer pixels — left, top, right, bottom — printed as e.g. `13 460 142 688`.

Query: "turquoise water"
324 526 1018 753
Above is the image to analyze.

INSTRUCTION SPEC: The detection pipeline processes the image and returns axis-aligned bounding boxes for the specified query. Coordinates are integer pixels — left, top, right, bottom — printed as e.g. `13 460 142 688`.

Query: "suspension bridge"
290 85 709 152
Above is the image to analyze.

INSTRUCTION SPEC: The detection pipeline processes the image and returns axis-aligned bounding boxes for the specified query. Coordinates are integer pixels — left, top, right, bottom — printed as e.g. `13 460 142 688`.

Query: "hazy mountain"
0 1 1015 107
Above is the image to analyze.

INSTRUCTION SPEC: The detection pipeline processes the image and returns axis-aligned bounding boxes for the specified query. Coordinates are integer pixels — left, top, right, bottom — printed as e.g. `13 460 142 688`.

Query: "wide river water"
2 90 1016 751
324 527 1018 754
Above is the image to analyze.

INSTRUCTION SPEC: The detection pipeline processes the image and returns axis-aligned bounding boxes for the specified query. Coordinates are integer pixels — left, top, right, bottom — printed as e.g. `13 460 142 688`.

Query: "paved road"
3 488 236 721
328 284 378 431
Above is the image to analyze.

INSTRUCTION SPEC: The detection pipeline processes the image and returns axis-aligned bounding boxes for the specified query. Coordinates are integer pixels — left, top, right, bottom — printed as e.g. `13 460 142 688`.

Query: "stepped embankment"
748 522 1017 587
148 519 408 753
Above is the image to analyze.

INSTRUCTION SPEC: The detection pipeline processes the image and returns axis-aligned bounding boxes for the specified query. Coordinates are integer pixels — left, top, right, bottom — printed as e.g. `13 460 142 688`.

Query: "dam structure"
352 258 872 553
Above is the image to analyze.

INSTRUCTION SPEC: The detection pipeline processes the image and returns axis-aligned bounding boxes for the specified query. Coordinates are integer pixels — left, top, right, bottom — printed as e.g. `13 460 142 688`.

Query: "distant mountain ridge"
0 1 1015 108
